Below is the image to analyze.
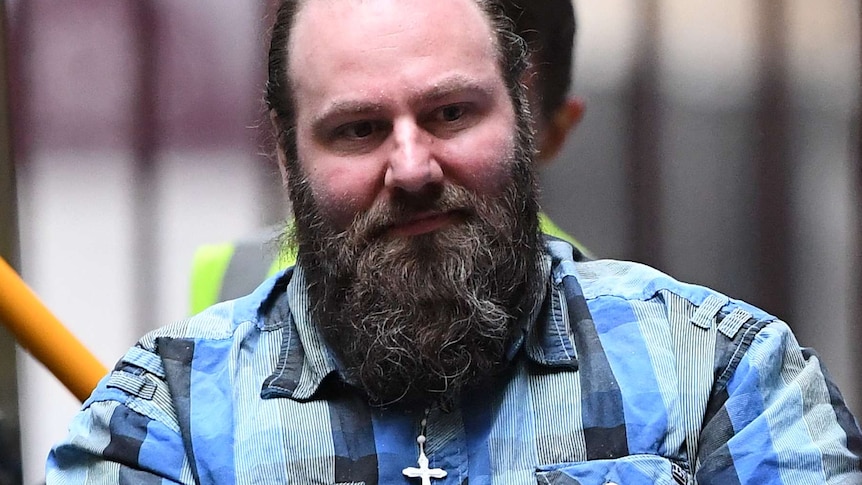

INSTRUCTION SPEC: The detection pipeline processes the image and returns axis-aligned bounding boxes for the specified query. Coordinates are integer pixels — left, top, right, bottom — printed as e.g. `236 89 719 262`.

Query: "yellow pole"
0 257 106 402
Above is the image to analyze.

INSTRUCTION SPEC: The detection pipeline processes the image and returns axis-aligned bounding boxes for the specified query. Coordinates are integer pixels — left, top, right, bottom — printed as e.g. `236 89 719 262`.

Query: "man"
187 0 588 315
49 0 862 483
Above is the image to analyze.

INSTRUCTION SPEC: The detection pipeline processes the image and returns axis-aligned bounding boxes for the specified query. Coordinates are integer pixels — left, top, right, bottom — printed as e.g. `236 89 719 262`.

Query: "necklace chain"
402 408 447 484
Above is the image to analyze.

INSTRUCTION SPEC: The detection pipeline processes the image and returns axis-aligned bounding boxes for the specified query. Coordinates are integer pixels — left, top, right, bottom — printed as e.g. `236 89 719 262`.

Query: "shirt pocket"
535 454 691 485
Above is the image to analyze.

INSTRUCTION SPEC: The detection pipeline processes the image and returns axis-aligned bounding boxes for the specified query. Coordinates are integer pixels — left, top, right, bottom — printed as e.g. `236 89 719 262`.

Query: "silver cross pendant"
402 435 447 485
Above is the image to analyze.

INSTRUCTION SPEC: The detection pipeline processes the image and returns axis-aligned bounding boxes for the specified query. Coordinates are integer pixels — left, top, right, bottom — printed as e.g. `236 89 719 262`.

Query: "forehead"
286 0 502 103
290 0 496 53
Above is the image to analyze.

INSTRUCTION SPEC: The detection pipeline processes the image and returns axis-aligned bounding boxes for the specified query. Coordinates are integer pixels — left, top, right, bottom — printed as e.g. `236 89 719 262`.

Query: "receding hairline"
282 0 507 89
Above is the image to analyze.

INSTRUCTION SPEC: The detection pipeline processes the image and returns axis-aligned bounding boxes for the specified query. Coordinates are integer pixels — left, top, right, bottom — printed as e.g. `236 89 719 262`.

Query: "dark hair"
265 0 530 162
500 0 576 121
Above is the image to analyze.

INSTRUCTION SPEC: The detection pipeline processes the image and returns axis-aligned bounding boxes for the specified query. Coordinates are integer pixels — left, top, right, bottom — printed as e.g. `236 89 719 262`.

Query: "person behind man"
187 0 588 315
49 0 862 483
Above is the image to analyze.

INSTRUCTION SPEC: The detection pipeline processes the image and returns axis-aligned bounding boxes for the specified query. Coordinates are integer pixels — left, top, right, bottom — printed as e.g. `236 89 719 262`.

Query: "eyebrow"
322 100 386 119
310 100 385 136
419 75 496 103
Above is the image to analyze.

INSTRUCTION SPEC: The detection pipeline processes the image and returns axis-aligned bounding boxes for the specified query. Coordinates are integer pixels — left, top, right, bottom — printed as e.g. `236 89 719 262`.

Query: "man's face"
288 0 519 232
281 0 544 406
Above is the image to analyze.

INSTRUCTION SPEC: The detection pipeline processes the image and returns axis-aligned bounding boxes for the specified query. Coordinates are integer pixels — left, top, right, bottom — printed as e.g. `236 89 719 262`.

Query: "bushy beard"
285 140 544 407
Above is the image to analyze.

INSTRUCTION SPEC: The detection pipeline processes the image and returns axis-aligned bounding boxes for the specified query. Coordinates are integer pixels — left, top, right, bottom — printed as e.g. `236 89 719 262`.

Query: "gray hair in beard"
284 164 544 407
283 88 543 407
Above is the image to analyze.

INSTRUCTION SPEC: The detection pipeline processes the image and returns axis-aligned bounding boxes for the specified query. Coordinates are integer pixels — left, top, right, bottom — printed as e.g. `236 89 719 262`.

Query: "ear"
537 97 585 162
269 109 290 186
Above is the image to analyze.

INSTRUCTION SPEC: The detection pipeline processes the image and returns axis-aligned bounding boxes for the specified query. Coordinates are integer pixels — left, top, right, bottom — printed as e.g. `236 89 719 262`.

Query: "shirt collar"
260 265 340 401
519 238 587 371
261 239 589 401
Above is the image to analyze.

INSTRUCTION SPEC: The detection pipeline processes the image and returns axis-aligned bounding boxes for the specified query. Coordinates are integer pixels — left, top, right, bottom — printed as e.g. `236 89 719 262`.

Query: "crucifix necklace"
402 412 447 485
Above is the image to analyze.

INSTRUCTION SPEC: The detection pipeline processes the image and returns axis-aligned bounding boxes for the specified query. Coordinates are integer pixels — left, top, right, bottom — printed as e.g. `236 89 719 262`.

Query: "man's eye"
340 121 376 139
326 120 388 154
439 105 465 122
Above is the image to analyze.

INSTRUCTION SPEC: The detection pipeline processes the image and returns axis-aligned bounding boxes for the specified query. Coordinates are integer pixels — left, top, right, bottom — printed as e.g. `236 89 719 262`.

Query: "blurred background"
0 0 859 483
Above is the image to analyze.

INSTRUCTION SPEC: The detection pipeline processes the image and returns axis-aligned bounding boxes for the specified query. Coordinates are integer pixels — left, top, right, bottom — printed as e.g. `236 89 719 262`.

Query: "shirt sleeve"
46 366 195 484
695 319 862 483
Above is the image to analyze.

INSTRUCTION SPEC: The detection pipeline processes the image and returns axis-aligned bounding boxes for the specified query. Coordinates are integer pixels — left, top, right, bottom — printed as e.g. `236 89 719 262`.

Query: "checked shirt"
48 239 862 484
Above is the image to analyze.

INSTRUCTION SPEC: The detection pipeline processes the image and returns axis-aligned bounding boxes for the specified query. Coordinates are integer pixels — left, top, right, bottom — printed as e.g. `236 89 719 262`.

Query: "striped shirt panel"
661 292 721 468
47 248 862 484
491 364 541 484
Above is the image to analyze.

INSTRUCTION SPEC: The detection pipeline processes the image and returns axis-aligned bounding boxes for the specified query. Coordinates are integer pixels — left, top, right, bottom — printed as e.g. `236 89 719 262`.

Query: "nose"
384 119 443 193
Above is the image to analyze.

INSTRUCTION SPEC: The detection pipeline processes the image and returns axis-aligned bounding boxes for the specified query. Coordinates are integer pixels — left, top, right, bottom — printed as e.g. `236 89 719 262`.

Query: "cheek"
302 160 381 229
444 129 516 195
295 127 383 229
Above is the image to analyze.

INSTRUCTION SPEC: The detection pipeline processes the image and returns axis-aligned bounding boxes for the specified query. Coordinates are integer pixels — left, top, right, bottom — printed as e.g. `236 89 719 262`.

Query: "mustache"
344 183 481 242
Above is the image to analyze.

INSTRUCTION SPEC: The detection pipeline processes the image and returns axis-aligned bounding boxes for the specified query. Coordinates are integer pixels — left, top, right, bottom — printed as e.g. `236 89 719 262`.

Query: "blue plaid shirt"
48 240 862 484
